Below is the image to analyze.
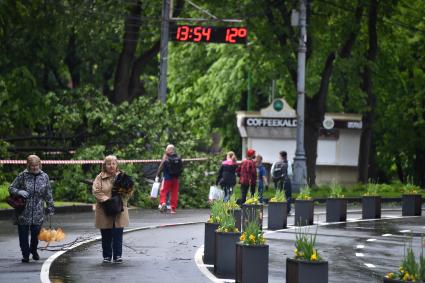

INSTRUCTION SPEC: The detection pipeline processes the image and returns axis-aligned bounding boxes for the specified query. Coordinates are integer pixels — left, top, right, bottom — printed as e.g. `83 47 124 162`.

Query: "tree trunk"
128 41 160 100
126 0 184 101
305 53 335 186
111 1 142 104
304 3 363 186
64 31 80 88
358 0 378 183
413 149 425 187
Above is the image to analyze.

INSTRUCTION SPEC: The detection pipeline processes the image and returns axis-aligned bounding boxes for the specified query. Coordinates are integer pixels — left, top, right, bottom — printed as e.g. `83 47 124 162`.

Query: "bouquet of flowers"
240 220 266 245
113 172 134 198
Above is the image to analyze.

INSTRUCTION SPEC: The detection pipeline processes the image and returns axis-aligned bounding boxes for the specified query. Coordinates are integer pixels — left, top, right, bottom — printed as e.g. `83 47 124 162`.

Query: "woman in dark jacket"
216 151 238 202
9 155 54 263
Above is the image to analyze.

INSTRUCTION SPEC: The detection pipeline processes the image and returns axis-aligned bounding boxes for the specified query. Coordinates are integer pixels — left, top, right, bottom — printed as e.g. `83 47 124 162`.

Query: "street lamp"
292 0 308 192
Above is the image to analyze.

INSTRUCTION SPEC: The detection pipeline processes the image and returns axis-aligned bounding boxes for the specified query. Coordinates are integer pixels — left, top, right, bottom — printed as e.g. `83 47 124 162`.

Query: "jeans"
100 227 124 260
222 186 233 202
258 184 264 203
18 224 41 258
274 178 292 213
240 184 256 204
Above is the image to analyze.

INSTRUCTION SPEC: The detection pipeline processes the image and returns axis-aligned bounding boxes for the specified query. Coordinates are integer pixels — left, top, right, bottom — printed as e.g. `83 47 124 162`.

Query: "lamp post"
292 0 308 192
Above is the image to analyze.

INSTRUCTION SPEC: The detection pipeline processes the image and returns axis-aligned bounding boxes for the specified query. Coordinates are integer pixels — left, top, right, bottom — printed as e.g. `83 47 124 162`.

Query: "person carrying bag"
92 155 131 263
8 155 55 263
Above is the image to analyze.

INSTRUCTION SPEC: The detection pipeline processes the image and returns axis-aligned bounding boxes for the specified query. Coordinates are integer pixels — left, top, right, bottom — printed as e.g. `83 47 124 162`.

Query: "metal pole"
158 0 170 103
292 0 308 192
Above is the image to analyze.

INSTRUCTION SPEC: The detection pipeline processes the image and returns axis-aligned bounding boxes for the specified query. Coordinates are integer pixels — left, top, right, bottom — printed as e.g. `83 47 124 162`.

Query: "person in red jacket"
236 149 257 204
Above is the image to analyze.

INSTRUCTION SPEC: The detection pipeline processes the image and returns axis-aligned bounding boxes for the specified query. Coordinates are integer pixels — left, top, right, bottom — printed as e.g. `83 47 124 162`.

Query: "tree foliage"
1 0 425 205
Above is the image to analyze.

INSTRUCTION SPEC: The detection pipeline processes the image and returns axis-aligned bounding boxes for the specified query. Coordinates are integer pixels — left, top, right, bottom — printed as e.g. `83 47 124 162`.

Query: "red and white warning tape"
0 158 208 165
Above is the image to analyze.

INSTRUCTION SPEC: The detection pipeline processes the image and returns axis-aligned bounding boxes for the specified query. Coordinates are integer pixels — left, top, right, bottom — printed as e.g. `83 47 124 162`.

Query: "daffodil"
310 251 318 261
385 272 394 279
249 234 256 242
240 233 246 241
402 272 410 281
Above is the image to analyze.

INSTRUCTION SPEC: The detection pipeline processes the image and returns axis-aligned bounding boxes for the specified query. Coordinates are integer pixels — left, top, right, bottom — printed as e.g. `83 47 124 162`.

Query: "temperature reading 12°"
225 27 248 44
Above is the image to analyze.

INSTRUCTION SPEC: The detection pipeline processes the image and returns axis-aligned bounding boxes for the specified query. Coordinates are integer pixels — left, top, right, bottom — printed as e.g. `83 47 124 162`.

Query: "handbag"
102 195 123 217
150 181 160 198
208 185 224 201
6 195 26 213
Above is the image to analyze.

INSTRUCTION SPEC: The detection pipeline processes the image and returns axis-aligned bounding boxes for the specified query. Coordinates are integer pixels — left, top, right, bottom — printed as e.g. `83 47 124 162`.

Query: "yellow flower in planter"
296 186 312 200
240 220 266 246
310 250 318 261
402 272 410 281
294 225 323 262
384 242 422 282
216 211 239 233
240 233 246 241
385 272 395 279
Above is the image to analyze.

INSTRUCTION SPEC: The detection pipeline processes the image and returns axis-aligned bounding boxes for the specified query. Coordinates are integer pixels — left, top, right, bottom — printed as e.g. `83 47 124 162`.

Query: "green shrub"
0 183 9 202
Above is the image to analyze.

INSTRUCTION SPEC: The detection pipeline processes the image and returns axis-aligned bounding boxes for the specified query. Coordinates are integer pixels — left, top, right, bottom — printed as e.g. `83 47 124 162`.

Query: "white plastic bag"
150 181 160 198
208 185 224 201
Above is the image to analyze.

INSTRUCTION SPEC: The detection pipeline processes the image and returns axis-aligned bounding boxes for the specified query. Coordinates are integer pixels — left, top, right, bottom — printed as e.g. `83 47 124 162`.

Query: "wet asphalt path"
0 205 424 283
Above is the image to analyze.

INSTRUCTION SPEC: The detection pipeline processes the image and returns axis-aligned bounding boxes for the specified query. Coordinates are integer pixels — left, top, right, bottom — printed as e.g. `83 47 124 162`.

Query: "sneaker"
103 257 111 263
114 256 123 263
32 251 40 261
170 209 176 214
159 203 167 212
21 257 29 263
166 205 171 210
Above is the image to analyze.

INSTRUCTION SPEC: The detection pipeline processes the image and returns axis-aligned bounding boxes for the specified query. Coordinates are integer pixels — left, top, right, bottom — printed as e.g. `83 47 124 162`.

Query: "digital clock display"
170 25 248 44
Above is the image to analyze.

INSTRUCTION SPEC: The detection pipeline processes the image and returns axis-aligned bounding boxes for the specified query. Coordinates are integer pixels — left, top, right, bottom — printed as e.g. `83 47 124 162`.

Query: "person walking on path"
271 151 292 214
255 154 268 204
92 155 129 263
8 154 55 263
236 149 257 204
156 144 183 214
216 151 238 202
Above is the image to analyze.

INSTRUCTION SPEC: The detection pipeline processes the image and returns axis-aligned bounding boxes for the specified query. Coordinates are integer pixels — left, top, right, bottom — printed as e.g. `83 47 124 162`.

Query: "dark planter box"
362 196 381 219
402 194 422 216
294 200 314 226
383 277 407 283
326 198 347 222
286 258 328 283
214 231 241 278
241 204 263 231
236 242 269 283
267 202 287 230
203 222 219 264
231 209 242 231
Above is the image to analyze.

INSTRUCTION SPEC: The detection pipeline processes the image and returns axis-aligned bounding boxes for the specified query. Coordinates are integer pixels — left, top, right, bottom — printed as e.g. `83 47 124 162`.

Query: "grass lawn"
232 184 425 200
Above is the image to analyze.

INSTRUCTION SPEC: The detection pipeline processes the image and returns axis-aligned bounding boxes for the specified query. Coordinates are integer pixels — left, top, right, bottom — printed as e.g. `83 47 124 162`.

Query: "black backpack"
167 154 183 177
272 160 287 181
